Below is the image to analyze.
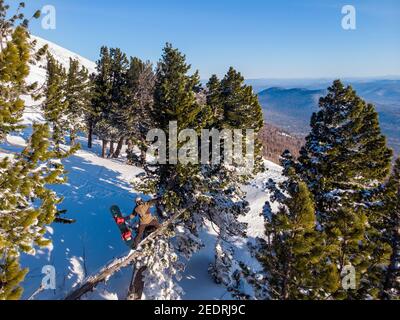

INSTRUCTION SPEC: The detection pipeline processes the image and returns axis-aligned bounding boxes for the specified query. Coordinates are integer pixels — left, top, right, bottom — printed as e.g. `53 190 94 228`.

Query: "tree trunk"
156 202 163 219
281 254 292 300
126 139 133 153
381 225 400 299
102 140 108 158
88 123 93 149
126 139 133 164
113 137 125 158
70 129 76 147
140 148 146 167
108 141 115 158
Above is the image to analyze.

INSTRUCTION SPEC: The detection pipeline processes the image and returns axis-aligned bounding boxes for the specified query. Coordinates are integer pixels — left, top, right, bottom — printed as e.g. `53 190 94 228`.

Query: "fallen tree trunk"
64 210 184 300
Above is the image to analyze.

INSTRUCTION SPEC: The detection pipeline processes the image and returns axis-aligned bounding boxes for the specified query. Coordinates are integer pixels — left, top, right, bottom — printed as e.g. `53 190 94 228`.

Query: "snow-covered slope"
23 35 96 124
28 35 96 88
2 133 282 300
31 35 96 74
1 36 284 300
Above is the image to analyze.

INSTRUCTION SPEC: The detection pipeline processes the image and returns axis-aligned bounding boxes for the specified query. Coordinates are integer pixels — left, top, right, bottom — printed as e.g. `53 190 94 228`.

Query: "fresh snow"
0 35 284 300
31 35 96 74
22 35 96 124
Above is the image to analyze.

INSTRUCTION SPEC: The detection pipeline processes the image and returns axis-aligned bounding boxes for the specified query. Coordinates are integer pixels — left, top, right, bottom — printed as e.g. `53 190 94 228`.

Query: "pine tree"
106 48 129 157
298 80 393 299
153 44 203 133
134 43 207 299
65 58 91 146
256 151 340 299
380 158 400 299
205 74 223 127
110 56 156 160
0 3 45 137
147 43 206 218
0 255 27 300
88 46 112 152
220 68 263 131
219 67 264 173
90 47 129 157
146 43 204 200
1 4 69 299
204 69 265 296
205 163 251 294
0 26 32 140
137 50 265 300
124 57 156 164
42 54 69 150
0 124 67 299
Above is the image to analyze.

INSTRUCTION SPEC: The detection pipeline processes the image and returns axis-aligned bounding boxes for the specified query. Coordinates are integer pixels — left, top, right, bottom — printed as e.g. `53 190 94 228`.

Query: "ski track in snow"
0 35 284 300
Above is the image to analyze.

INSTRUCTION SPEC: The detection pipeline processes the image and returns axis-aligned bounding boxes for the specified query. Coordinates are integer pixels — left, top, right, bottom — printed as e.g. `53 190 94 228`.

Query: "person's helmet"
135 197 143 205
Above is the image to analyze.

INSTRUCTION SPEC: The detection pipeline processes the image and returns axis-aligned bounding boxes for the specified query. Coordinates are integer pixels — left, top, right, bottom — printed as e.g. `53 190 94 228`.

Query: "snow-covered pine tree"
42 54 70 151
0 27 28 139
135 43 207 299
0 4 67 299
203 163 250 294
205 68 265 298
255 151 340 300
0 124 67 300
380 158 400 300
134 235 185 300
0 1 41 139
65 58 92 146
298 80 393 299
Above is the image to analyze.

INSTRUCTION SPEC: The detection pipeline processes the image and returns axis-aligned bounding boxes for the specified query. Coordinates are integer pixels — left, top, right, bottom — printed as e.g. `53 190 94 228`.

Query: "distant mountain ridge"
257 80 400 156
258 87 325 134
246 77 400 94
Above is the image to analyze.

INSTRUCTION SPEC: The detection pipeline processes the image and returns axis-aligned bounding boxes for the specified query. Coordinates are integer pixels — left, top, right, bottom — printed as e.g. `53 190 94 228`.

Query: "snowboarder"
126 197 160 248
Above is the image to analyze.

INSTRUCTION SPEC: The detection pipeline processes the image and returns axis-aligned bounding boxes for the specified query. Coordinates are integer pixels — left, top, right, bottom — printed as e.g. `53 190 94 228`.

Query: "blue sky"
18 0 400 79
